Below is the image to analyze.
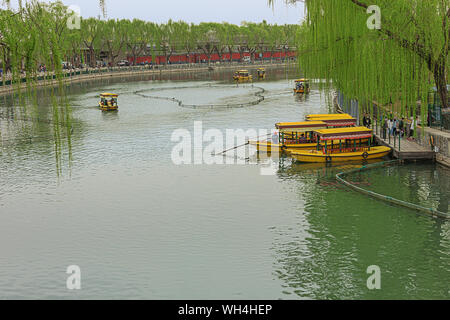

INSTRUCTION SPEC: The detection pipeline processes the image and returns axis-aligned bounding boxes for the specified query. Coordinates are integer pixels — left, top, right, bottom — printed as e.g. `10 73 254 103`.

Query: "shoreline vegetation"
0 60 294 96
274 0 450 130
0 1 300 95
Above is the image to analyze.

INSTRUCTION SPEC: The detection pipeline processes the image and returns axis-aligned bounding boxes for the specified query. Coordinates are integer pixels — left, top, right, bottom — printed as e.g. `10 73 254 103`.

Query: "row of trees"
0 1 300 80
274 0 449 128
80 18 299 67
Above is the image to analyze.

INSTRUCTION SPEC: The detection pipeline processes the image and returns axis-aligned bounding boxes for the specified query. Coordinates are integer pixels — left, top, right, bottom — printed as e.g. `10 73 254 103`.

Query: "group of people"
362 112 420 140
381 114 419 139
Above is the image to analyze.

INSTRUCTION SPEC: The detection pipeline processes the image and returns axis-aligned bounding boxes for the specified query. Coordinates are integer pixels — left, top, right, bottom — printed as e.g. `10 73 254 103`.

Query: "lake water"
0 67 449 299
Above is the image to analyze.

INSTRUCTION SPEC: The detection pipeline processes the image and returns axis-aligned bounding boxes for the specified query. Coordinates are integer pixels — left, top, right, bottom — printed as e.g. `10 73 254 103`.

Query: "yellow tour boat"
294 79 310 94
290 127 391 163
249 121 328 153
99 93 119 111
233 70 253 82
257 68 266 79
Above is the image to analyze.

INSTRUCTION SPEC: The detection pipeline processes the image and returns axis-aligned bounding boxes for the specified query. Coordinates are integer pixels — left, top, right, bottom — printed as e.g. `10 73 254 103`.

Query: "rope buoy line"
213 133 272 156
336 160 450 220
134 84 265 109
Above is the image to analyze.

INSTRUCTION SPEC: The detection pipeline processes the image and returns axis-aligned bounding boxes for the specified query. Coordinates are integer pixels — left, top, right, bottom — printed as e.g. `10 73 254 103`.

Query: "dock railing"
373 118 403 152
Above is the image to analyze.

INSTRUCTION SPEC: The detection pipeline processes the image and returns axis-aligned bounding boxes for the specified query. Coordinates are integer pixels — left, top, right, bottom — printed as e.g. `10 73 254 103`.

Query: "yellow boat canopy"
100 93 119 97
307 114 356 127
306 113 346 118
306 113 353 120
276 121 327 133
314 127 373 141
295 79 309 82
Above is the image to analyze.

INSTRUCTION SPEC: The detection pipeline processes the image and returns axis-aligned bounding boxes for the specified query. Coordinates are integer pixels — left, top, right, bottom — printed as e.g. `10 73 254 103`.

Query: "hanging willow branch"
273 0 449 128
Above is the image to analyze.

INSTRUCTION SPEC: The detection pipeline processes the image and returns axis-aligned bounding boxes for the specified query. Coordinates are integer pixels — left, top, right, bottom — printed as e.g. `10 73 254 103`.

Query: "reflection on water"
0 67 449 299
347 162 450 214
272 161 450 299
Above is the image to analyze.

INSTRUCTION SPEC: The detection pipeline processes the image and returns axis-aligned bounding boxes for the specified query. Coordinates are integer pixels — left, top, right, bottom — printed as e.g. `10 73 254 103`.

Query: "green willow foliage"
277 0 449 127
1 1 76 175
1 1 300 71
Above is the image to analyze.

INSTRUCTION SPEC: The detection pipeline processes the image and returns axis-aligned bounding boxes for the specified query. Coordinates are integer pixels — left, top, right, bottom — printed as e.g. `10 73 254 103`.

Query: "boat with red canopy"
289 127 391 163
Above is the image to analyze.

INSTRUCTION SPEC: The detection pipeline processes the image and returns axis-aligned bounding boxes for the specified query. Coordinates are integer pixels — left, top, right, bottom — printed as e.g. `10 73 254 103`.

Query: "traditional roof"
314 127 373 141
276 121 327 129
306 113 354 120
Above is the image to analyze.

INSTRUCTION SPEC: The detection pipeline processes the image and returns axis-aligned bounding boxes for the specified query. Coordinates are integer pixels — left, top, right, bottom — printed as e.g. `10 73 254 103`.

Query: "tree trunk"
3 48 11 73
89 47 95 67
250 48 256 62
434 61 448 110
186 49 191 64
433 57 449 129
238 48 244 62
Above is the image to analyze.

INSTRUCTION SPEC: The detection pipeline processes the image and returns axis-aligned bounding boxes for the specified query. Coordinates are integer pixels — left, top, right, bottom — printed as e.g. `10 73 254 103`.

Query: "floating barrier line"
336 160 450 220
134 84 265 109
213 133 271 156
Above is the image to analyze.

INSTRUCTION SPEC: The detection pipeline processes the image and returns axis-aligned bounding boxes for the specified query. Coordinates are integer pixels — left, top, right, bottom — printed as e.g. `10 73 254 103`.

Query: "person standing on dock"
362 114 371 128
388 118 393 137
410 116 417 138
272 132 279 145
399 118 405 137
382 118 388 139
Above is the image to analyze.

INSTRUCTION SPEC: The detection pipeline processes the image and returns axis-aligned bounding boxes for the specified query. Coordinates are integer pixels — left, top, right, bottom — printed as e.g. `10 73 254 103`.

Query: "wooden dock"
374 127 436 160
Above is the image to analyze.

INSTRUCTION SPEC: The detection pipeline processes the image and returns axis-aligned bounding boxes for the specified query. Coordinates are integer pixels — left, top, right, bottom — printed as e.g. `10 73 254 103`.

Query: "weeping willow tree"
0 0 78 175
273 0 450 129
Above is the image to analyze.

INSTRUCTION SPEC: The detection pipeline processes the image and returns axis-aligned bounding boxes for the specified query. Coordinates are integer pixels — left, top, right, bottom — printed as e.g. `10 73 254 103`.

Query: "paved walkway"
374 126 435 160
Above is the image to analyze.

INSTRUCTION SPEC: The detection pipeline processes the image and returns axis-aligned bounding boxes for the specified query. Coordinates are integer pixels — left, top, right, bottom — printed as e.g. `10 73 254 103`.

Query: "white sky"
4 0 305 24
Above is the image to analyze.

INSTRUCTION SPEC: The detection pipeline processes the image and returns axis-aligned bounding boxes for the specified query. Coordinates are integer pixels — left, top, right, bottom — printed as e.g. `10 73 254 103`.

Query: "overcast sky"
4 0 305 24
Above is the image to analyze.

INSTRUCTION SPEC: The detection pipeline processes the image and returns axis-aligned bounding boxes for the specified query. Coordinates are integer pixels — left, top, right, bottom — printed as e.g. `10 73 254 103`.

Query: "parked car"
117 60 130 66
62 61 73 69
